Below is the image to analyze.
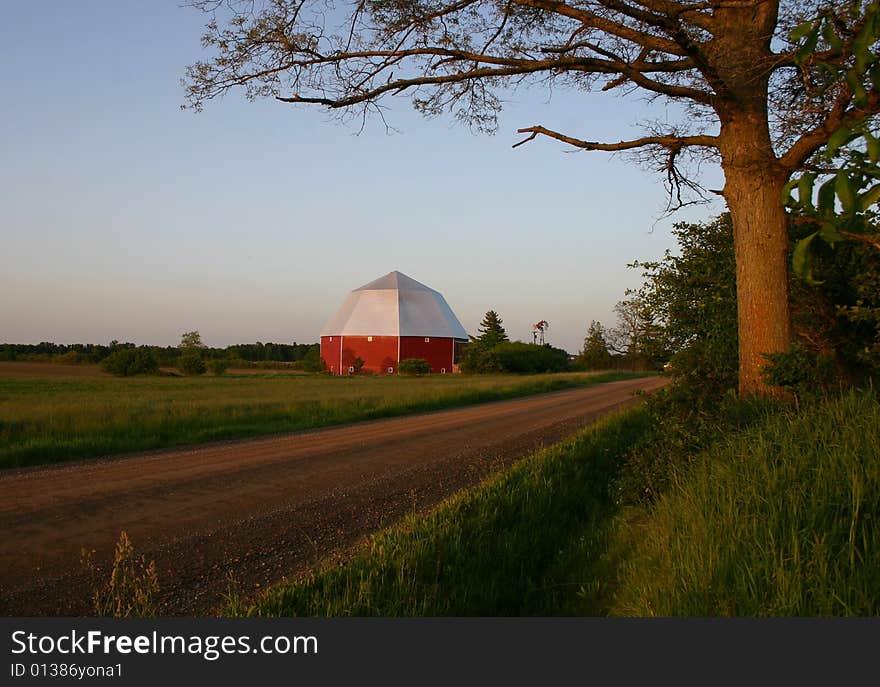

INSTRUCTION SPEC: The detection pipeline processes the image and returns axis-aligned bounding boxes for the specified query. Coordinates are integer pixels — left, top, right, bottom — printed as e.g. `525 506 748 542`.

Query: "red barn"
320 271 469 375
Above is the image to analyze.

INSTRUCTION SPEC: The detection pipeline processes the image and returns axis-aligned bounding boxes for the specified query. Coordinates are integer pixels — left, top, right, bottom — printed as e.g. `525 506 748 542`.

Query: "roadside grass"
0 370 647 469
245 407 653 616
242 389 879 617
610 389 880 616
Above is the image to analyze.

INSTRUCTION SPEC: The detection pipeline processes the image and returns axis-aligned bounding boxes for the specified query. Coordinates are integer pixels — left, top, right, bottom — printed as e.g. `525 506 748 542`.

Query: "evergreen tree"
476 311 508 348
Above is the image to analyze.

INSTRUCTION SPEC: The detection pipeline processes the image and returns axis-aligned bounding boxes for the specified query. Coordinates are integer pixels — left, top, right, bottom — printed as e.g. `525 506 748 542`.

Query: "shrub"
459 342 501 374
493 342 570 374
460 341 570 374
207 358 229 376
300 345 324 372
178 350 206 376
398 358 432 375
761 342 837 397
613 385 776 506
100 348 159 377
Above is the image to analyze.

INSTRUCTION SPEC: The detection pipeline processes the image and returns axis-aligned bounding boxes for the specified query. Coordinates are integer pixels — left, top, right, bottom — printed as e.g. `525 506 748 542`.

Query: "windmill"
532 320 549 346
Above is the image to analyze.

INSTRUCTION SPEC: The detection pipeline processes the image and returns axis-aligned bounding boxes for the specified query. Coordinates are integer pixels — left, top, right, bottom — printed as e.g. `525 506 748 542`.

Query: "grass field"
240 389 879 617
0 368 647 469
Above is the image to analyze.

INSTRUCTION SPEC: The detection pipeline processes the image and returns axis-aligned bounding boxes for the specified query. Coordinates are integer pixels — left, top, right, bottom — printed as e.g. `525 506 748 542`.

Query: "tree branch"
512 125 719 150
779 88 880 173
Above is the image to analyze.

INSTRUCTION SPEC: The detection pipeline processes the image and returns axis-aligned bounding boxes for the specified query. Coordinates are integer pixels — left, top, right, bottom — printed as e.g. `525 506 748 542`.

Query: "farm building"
320 271 469 375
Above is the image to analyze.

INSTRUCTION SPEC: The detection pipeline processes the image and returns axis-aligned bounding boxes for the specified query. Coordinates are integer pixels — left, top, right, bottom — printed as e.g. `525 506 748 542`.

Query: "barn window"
387 367 394 374
424 337 430 343
348 366 355 373
329 337 333 341
367 336 373 342
441 368 446 374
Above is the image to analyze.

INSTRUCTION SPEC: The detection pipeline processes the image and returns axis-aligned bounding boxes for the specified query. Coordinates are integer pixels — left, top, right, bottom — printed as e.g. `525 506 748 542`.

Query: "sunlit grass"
0 370 646 469
610 389 880 616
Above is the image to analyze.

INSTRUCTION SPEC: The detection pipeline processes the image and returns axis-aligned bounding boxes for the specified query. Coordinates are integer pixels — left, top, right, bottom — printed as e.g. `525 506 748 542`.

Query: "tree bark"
719 113 792 395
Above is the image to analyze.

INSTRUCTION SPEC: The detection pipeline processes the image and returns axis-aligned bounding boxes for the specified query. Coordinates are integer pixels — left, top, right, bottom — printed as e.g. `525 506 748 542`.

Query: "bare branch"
512 125 719 150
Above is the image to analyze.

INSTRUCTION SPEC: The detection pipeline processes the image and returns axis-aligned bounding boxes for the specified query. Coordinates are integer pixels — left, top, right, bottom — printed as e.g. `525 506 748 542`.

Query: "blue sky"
1 1 724 353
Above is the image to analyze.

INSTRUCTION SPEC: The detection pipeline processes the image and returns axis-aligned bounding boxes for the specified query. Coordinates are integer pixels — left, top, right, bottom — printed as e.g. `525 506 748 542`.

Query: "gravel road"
0 375 667 615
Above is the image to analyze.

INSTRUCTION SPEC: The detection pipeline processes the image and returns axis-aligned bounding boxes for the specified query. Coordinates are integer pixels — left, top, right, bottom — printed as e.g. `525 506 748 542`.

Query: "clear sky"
1 1 724 353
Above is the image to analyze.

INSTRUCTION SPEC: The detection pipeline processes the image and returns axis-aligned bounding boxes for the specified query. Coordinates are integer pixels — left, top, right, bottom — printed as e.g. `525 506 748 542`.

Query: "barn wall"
341 336 398 375
320 336 342 375
399 336 455 373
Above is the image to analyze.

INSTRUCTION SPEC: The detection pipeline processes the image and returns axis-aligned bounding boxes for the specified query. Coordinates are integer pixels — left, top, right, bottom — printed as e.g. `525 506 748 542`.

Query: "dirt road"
0 375 666 615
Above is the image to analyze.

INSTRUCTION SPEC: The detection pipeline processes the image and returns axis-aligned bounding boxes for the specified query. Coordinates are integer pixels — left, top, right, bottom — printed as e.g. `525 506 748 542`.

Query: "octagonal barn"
320 271 469 375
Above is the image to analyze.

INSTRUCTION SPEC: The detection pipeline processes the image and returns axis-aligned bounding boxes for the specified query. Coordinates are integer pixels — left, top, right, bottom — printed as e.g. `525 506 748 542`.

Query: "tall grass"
611 389 880 616
245 407 652 616
0 371 644 469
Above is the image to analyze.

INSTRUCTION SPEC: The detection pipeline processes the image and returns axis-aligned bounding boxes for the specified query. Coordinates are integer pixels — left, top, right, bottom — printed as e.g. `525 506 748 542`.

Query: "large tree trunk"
720 113 792 395
710 1 791 394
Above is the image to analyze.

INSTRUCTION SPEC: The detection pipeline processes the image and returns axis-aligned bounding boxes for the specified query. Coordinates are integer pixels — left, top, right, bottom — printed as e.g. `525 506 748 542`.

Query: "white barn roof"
320 271 468 339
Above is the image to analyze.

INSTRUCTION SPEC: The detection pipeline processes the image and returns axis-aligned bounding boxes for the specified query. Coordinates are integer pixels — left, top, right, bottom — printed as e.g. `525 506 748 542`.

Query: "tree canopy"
579 320 613 370
185 0 880 394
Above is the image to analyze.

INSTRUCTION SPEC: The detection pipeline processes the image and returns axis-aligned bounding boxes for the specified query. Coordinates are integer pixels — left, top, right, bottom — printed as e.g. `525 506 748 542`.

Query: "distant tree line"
1 338 322 375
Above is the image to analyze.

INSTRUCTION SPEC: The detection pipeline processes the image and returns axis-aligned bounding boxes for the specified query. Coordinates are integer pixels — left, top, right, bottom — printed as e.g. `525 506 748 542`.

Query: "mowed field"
0 361 648 469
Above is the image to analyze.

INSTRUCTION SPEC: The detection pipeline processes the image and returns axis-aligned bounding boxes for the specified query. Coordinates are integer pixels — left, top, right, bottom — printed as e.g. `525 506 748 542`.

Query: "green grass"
0 370 646 469
610 389 880 616
241 389 880 617
244 406 653 616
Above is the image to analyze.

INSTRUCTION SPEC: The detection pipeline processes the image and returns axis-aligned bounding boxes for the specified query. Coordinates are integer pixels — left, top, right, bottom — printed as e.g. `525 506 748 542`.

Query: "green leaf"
870 64 880 90
819 220 843 244
781 178 798 205
789 21 815 42
796 25 822 61
826 126 852 157
836 172 857 213
817 177 837 217
852 26 873 74
859 183 880 211
822 20 844 53
866 131 880 163
797 172 816 210
792 232 822 284
846 69 868 108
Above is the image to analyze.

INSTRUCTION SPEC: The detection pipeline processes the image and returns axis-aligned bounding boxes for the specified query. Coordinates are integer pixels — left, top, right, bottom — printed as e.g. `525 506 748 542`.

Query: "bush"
398 358 432 375
459 342 502 374
613 384 776 506
300 345 324 372
207 358 229 376
178 350 206 376
100 348 159 377
761 342 836 397
493 342 570 374
460 341 570 374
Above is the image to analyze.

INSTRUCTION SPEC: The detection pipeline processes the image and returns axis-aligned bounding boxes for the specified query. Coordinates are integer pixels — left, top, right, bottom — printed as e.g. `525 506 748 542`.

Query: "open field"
0 367 649 469
0 361 110 378
0 376 667 615
0 361 309 378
